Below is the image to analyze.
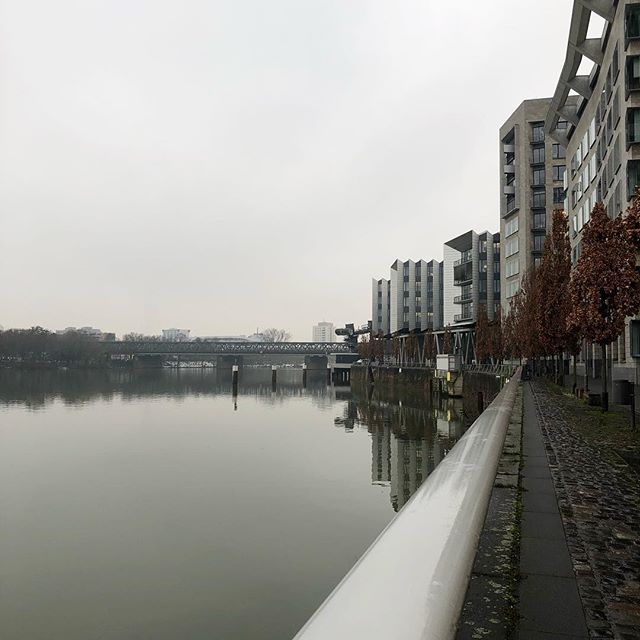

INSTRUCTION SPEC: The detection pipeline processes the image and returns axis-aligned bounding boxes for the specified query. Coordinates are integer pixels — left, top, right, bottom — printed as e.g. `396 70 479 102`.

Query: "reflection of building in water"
371 422 391 486
435 402 464 440
390 436 432 511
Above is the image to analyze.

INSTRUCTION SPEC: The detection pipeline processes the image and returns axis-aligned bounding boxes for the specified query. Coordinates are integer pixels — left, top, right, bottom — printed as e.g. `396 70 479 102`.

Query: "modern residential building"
442 230 500 327
545 0 638 381
162 328 190 341
312 322 335 343
499 97 577 311
388 259 443 334
371 278 391 336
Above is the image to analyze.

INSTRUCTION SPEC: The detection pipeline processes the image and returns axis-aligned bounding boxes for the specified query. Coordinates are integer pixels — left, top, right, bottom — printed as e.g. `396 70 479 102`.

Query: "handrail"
294 368 521 640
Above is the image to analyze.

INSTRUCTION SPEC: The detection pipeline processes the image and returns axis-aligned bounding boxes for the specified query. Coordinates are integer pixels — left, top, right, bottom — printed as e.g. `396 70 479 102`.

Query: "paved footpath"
522 381 640 639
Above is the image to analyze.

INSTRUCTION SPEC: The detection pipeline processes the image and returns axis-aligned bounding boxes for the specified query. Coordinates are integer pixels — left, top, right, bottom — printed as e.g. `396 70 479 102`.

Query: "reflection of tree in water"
0 368 334 411
346 386 467 512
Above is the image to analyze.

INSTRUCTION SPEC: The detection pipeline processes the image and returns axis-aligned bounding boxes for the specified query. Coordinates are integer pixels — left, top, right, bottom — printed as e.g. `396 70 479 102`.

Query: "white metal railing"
293 368 521 640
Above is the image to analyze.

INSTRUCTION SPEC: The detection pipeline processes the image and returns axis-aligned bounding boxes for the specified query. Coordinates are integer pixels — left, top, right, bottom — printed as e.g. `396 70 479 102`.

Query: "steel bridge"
101 341 355 356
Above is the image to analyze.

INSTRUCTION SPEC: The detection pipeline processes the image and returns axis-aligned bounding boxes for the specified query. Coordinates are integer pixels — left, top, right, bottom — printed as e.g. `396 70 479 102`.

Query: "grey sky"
0 1 574 340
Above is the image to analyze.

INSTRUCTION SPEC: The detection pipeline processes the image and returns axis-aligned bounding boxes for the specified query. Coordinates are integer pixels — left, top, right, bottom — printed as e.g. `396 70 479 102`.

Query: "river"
0 368 467 640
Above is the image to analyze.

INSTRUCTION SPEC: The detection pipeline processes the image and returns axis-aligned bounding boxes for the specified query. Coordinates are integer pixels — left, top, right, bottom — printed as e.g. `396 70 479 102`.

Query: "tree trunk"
573 355 577 395
601 342 609 412
585 341 590 394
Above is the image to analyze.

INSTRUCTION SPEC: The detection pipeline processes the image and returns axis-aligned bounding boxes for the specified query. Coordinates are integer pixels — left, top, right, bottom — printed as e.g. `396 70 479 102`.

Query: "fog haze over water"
0 1 574 337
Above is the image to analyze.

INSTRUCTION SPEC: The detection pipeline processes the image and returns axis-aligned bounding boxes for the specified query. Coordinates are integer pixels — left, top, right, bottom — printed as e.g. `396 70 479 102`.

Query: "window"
606 65 613 102
532 189 546 207
627 55 640 93
613 89 620 126
613 44 620 80
533 212 546 229
552 165 565 182
577 205 584 231
590 154 597 182
505 236 519 257
532 145 545 163
626 4 640 42
506 194 515 212
552 143 566 159
584 161 590 186
505 258 519 278
532 168 545 186
614 135 621 172
628 107 640 145
589 118 596 147
553 187 564 204
557 119 568 130
506 280 520 299
493 261 500 274
533 234 545 253
479 260 487 273
505 216 519 237
531 122 544 143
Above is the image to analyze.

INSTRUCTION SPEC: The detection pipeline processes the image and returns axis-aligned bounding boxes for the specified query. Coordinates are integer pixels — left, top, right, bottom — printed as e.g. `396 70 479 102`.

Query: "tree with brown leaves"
569 202 640 410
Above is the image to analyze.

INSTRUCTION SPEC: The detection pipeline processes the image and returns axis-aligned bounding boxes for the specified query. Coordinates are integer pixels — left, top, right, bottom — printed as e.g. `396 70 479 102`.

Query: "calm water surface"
0 368 466 640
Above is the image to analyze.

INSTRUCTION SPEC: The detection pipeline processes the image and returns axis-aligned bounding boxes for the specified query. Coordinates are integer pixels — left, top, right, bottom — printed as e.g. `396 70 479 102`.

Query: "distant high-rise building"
388 259 443 334
499 97 576 313
443 230 500 327
371 278 391 336
162 328 190 342
312 322 335 343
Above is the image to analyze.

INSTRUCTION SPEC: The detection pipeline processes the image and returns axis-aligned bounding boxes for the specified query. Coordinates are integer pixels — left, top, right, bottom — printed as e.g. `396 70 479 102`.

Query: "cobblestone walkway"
530 381 640 639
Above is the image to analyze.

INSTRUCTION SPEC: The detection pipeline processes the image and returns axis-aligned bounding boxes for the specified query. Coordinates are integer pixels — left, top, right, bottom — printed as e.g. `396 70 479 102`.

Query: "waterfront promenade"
523 381 640 638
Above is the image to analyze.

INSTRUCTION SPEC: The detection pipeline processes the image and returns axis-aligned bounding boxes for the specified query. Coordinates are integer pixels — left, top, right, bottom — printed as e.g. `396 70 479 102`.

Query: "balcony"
454 311 474 323
504 163 515 174
453 254 472 267
453 293 473 304
454 276 472 287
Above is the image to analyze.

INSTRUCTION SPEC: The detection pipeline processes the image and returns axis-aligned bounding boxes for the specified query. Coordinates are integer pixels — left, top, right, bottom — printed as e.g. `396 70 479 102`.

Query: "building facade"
500 97 577 311
162 328 190 341
372 278 391 336
388 259 443 334
443 230 500 327
545 0 638 380
312 322 335 343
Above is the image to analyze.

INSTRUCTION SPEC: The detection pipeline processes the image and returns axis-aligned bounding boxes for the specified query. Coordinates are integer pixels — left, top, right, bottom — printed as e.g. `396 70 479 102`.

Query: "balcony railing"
453 293 472 304
454 310 473 322
454 276 472 286
294 370 522 640
453 255 472 267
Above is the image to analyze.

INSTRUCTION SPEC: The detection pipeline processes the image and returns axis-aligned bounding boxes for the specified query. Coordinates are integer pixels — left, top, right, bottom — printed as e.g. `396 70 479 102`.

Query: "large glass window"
533 212 546 229
552 143 566 159
552 165 565 182
628 107 640 144
532 145 545 163
506 194 515 212
505 258 519 278
531 122 544 143
505 216 519 237
553 187 565 204
532 168 545 185
533 234 545 253
506 280 520 299
626 55 640 93
626 4 640 41
613 44 620 80
628 159 640 197
532 189 546 208
505 236 519 258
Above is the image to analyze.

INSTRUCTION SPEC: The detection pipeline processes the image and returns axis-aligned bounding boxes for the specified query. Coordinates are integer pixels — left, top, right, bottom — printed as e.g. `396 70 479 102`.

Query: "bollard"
477 391 484 415
232 364 239 396
327 366 332 385
302 363 307 388
272 366 277 391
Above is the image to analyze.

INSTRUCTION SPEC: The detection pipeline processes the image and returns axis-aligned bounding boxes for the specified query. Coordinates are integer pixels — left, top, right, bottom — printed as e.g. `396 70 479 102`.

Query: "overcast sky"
0 1 576 340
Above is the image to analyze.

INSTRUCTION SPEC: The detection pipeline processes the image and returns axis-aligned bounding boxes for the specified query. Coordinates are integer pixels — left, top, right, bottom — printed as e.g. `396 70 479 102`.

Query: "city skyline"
0 1 577 340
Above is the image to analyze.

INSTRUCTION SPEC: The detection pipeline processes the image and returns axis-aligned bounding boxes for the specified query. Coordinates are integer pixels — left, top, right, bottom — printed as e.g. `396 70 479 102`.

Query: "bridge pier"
304 355 328 370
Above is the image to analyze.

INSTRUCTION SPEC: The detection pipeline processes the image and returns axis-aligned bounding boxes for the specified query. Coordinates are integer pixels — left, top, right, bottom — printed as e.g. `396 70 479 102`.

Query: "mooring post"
302 363 307 388
232 364 239 396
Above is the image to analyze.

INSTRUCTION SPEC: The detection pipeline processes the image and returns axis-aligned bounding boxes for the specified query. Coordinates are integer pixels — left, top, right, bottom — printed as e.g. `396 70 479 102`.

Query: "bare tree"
262 328 291 342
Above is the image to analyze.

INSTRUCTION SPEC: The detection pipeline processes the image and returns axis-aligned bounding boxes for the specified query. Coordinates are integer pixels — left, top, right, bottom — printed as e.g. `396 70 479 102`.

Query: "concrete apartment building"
372 278 391 336
500 97 578 310
312 322 335 343
443 230 500 327
388 259 443 334
545 0 639 382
